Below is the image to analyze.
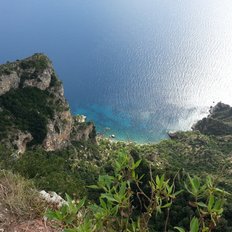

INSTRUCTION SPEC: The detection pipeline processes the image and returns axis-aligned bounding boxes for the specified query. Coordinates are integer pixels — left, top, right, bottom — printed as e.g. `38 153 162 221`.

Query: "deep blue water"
1 0 232 142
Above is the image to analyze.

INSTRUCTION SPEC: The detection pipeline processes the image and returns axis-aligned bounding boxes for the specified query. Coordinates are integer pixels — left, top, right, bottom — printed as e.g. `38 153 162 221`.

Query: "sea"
1 0 232 143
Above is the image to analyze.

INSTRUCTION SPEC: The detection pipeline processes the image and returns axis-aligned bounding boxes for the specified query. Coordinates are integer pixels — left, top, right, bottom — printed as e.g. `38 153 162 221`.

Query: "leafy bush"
46 152 227 232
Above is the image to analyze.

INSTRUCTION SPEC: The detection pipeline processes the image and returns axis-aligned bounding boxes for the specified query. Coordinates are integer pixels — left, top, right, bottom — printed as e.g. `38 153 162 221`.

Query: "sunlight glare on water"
1 0 232 142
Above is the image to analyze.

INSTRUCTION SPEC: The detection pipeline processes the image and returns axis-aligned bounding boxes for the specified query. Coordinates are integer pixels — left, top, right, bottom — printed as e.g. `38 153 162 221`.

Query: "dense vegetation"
0 87 55 144
19 54 49 71
1 130 232 231
46 152 227 232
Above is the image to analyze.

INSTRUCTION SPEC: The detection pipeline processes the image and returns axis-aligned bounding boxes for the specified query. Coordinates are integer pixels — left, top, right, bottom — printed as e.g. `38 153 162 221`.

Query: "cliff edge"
192 102 232 136
0 53 96 154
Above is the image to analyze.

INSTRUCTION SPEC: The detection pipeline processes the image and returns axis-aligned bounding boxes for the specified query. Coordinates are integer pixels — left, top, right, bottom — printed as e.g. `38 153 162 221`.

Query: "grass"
0 169 46 219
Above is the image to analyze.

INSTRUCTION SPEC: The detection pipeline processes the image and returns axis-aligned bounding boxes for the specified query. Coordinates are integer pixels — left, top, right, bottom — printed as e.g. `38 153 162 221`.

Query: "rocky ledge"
0 53 96 154
192 102 232 136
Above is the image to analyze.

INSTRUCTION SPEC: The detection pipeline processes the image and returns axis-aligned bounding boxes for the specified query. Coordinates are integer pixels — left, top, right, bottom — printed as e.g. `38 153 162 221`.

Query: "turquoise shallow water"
1 0 232 142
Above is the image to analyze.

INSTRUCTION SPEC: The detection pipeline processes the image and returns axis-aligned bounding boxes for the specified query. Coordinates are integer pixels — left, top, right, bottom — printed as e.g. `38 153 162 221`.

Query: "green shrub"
0 87 54 144
19 55 49 71
46 152 227 232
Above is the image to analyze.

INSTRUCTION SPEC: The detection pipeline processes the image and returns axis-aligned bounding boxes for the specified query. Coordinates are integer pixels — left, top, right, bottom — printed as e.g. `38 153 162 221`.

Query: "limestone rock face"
0 54 54 95
1 129 33 156
43 110 73 151
23 68 53 90
0 72 20 96
12 131 33 155
0 53 96 153
71 122 96 143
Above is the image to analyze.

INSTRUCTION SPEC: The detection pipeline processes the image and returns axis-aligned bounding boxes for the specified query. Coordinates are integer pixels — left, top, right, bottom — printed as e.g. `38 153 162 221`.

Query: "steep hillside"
0 54 96 154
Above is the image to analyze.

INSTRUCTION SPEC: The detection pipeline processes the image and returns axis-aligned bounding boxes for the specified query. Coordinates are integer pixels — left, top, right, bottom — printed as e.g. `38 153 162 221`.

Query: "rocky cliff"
0 54 96 154
192 102 232 136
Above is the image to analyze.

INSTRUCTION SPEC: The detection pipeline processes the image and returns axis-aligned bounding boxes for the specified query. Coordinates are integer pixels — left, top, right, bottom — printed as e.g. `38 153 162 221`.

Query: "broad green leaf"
174 227 185 232
119 181 127 196
208 194 214 211
101 194 118 203
100 198 107 209
215 188 230 195
190 217 199 232
206 176 213 188
189 175 198 195
88 185 100 189
156 175 160 185
214 199 223 211
197 202 207 208
133 159 142 169
160 174 165 185
167 184 173 194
